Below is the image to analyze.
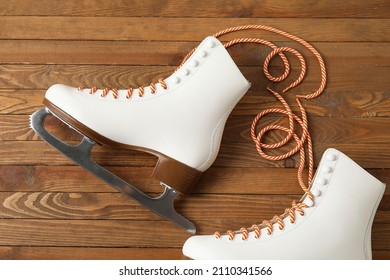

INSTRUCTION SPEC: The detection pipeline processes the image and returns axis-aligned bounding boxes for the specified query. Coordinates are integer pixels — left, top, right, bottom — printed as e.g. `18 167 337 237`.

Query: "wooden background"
0 0 389 260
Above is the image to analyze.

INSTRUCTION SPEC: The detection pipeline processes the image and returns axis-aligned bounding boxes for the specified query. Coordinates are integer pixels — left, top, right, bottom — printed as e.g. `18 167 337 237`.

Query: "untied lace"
202 25 327 241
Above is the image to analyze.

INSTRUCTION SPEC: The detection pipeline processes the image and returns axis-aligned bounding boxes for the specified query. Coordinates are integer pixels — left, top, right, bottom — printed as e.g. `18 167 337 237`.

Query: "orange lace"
202 25 327 241
77 78 168 99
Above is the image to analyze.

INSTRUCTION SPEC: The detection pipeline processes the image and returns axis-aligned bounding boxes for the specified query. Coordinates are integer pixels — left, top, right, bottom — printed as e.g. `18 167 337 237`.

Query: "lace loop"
240 227 249 240
101 87 109 97
77 78 168 99
252 224 261 239
126 88 133 99
138 86 144 97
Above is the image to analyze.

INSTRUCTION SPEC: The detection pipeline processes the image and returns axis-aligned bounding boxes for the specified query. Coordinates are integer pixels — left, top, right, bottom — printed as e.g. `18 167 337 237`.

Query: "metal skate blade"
30 107 196 234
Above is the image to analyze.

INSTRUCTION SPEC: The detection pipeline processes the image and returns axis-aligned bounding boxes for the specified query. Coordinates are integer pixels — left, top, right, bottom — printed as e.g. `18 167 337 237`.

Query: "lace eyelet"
326 154 337 161
324 166 333 173
183 68 190 76
207 41 216 48
192 60 199 67
305 199 314 207
312 189 321 197
318 178 328 185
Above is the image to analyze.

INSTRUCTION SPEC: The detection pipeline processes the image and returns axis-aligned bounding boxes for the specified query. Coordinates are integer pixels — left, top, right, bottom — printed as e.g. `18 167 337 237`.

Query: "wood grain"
0 0 389 261
0 141 389 169
214 142 390 169
0 192 388 224
1 165 389 196
0 219 388 250
1 115 389 144
1 0 388 18
1 165 390 196
1 17 389 41
1 89 389 117
0 247 183 260
0 65 389 93
0 246 388 260
1 41 389 67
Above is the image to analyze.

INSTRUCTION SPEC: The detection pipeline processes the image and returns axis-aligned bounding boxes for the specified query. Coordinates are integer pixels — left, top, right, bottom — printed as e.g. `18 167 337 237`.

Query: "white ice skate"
183 148 386 259
30 36 251 233
31 24 329 233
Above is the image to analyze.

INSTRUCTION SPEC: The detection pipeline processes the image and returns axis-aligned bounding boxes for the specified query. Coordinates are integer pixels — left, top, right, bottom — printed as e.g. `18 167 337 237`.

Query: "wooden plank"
228 42 390 68
0 17 389 41
233 90 390 117
1 0 388 18
1 166 389 196
223 116 390 144
9 114 390 144
0 141 157 166
0 115 41 141
1 165 389 196
0 64 389 92
0 165 162 193
1 89 389 117
0 64 172 90
215 142 390 169
0 220 188 247
0 246 387 260
0 219 388 249
2 115 389 145
0 141 389 169
0 192 388 224
0 246 183 260
0 90 43 115
372 224 390 251
1 40 389 67
372 251 390 260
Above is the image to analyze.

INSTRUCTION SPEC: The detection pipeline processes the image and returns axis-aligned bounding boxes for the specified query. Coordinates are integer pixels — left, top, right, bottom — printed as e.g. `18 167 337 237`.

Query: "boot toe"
183 235 222 260
44 84 90 124
45 84 76 107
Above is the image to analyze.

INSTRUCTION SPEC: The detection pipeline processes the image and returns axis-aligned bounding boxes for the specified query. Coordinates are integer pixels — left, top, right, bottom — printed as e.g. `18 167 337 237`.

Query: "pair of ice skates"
30 25 385 259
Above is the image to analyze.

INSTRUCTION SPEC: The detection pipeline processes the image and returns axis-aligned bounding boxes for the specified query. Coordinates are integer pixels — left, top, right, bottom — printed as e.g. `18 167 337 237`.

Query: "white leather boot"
30 36 250 232
183 148 386 259
44 36 250 192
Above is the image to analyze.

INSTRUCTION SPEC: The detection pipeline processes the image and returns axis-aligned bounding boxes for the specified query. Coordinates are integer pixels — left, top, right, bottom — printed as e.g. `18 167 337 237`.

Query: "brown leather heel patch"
152 156 202 195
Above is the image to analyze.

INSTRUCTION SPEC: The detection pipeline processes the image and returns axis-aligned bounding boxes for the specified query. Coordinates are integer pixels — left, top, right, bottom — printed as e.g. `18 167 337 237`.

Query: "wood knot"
69 193 81 199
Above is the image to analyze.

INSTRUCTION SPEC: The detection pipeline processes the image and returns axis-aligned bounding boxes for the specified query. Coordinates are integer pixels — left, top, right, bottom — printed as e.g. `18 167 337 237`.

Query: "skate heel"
152 156 203 195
